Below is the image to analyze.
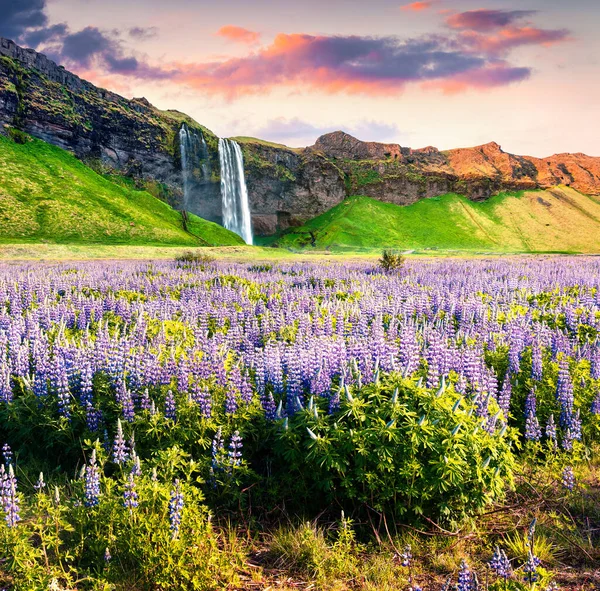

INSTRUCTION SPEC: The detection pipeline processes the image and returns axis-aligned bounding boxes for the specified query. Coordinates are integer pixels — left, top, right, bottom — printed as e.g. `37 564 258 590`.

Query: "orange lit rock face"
312 132 600 199
445 142 600 195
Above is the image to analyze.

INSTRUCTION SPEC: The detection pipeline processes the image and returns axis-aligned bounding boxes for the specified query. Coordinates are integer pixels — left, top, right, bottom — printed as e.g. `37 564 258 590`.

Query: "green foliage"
175 250 216 268
7 127 30 145
378 250 405 273
271 375 517 525
268 516 362 585
0 474 243 590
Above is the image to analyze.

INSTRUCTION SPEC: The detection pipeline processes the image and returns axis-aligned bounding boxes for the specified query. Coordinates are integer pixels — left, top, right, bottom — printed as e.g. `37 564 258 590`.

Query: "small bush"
378 250 405 273
7 127 30 145
175 250 215 268
271 375 517 526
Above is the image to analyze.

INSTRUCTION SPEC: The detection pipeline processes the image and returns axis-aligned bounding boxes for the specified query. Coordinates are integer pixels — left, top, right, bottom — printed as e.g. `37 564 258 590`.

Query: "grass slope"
264 189 600 253
0 135 244 246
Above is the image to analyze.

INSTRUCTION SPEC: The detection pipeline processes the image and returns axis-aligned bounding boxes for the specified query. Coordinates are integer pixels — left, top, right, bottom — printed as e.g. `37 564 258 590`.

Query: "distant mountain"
1 36 600 242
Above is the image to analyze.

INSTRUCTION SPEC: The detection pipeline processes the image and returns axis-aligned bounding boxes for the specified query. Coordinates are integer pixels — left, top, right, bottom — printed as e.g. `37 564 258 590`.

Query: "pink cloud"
216 25 261 45
167 32 531 99
459 26 571 55
401 1 438 12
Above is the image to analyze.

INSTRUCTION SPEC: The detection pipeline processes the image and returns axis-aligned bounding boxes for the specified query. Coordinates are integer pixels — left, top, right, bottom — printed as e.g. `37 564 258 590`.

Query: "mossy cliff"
0 37 221 212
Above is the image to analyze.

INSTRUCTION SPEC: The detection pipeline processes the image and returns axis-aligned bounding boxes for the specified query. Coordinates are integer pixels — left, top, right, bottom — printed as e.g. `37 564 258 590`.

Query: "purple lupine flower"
545 414 557 445
169 479 184 538
123 471 138 513
52 355 71 418
34 472 45 491
1 464 20 527
524 389 542 441
591 391 600 415
401 544 412 567
130 453 142 477
228 431 243 469
190 383 212 418
489 546 511 580
211 428 225 473
561 409 582 451
2 443 13 467
84 450 100 507
261 391 277 421
562 466 575 491
112 419 129 465
523 550 541 584
457 560 472 591
225 388 238 415
164 390 176 421
104 547 111 563
531 344 543 382
497 376 512 417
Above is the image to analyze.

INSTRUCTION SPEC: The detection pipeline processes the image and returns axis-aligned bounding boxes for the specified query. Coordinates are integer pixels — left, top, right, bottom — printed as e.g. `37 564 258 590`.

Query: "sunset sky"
2 0 599 155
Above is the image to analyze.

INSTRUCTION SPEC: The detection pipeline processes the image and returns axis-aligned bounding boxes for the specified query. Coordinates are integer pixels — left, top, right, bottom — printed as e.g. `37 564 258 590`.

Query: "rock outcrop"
1 37 599 237
309 131 600 202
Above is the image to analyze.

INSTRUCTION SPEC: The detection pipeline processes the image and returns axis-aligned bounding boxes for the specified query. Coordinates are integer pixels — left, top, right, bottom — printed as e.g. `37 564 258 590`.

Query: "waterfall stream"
179 123 210 212
218 138 253 245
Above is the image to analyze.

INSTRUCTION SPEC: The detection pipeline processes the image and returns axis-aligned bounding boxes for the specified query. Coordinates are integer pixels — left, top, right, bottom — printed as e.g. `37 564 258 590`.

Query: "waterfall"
218 138 253 245
179 123 210 211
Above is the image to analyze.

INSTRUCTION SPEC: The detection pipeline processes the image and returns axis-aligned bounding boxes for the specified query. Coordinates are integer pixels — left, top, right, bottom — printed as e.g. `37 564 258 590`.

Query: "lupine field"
1 257 599 590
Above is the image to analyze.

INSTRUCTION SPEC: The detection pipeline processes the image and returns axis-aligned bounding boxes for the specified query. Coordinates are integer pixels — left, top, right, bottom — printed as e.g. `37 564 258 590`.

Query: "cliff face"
0 37 223 210
240 141 346 235
310 132 600 202
2 38 600 238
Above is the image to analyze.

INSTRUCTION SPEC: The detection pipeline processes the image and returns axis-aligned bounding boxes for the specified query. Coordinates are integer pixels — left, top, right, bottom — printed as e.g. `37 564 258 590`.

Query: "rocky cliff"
0 37 223 217
307 132 600 204
1 38 599 237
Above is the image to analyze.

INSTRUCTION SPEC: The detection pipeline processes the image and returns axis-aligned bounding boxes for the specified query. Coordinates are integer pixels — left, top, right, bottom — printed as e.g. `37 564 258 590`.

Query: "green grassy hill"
263 189 600 253
0 135 243 246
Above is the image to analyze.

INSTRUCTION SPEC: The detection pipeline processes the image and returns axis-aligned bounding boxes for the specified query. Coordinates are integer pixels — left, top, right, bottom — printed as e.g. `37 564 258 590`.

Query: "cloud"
0 0 48 40
423 62 531 93
446 9 537 32
4 0 571 100
169 33 537 98
129 27 159 41
401 1 438 12
253 117 401 145
21 23 68 47
216 25 261 45
459 26 570 56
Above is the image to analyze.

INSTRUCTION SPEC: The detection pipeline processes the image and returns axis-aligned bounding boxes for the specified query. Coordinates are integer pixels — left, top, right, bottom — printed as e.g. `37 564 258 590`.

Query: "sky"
1 0 599 156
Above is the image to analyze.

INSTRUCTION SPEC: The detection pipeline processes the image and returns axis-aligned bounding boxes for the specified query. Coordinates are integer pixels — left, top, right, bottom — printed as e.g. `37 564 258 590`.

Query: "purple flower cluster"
84 450 101 508
1 464 20 527
489 546 512 580
169 479 184 538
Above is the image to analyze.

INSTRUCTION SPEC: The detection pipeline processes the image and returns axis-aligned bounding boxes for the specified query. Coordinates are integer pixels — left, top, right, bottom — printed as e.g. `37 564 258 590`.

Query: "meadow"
0 256 599 590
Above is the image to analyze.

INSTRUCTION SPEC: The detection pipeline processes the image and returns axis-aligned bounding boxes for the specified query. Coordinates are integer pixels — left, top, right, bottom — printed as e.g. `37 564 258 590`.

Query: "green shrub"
271 375 517 525
175 250 215 267
7 127 30 145
378 250 405 273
